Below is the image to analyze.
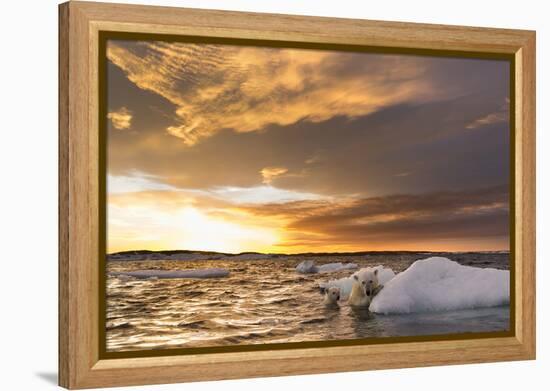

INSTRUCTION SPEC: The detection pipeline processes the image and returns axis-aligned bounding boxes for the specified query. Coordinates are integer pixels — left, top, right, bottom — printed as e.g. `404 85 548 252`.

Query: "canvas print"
104 39 511 353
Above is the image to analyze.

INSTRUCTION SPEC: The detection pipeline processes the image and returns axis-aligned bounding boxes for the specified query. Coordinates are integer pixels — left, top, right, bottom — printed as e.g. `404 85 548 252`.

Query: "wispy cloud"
466 99 509 129
261 167 288 184
393 172 411 177
108 171 175 193
210 185 324 204
107 41 437 145
238 185 509 251
108 107 133 130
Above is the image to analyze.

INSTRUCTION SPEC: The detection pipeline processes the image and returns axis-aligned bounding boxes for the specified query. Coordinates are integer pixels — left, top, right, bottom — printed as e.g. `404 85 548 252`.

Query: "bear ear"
374 269 379 276
353 275 359 281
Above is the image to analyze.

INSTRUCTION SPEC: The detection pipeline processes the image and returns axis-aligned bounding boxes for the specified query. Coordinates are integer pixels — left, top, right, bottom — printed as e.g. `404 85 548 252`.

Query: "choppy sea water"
106 253 510 352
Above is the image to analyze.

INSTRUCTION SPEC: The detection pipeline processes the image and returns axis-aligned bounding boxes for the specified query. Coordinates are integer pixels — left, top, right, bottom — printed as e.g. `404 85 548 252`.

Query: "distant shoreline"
106 249 510 262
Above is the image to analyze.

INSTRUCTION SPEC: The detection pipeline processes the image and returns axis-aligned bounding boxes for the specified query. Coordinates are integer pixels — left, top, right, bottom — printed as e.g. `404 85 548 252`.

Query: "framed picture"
59 1 536 389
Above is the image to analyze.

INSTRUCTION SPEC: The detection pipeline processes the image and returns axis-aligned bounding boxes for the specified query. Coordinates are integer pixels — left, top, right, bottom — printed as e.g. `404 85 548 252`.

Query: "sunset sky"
106 40 510 254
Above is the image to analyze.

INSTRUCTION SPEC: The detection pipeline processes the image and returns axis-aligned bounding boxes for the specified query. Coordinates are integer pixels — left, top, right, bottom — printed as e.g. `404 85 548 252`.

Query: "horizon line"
107 248 511 256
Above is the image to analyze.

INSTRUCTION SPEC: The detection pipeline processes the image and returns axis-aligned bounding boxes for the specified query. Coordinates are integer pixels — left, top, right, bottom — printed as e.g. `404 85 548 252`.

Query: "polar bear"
348 269 382 307
323 286 341 306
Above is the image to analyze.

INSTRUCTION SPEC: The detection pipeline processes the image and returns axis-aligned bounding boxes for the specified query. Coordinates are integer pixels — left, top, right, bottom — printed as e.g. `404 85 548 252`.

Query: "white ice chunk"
109 268 230 279
296 260 358 274
317 262 358 273
370 257 509 314
295 260 317 273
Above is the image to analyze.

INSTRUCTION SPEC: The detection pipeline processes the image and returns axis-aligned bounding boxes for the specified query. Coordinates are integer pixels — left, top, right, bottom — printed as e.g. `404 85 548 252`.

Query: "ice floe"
370 257 509 314
296 260 358 274
109 268 230 279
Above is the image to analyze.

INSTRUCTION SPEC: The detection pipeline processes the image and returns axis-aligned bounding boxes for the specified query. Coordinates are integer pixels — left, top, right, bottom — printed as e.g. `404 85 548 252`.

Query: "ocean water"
105 253 510 352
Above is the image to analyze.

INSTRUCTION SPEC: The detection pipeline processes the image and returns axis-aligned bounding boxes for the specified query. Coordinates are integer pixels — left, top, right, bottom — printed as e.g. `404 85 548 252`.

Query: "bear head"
325 286 341 303
353 268 379 297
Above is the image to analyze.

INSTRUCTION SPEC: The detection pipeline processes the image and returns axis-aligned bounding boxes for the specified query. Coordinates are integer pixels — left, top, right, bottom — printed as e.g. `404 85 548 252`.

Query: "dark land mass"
107 248 509 263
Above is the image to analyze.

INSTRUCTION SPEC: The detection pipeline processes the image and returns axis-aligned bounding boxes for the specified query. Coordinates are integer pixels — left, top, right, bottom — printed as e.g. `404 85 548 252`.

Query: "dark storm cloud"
108 91 509 197
239 185 509 248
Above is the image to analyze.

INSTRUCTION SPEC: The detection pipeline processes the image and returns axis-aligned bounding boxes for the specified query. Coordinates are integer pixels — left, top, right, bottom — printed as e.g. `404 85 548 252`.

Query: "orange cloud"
108 107 133 130
235 185 509 252
107 41 438 145
260 167 288 184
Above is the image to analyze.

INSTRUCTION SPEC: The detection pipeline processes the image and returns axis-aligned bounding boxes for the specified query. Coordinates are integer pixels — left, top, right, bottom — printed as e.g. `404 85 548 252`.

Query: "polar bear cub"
323 286 341 306
348 269 382 307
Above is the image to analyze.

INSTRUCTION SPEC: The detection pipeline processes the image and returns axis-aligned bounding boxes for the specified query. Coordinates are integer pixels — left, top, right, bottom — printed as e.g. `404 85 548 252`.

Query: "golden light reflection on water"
106 254 510 352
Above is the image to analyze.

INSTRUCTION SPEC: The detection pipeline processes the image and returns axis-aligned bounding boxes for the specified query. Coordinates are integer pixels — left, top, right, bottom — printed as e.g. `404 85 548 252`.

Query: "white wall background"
0 0 546 389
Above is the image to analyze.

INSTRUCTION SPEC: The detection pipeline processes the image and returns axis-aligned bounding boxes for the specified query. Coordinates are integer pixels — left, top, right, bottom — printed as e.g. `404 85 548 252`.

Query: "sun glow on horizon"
176 207 279 253
107 199 282 254
107 185 509 254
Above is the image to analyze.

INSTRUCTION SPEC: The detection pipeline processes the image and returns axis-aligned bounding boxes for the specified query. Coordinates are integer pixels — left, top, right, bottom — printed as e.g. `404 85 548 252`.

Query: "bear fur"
348 269 382 307
323 286 341 306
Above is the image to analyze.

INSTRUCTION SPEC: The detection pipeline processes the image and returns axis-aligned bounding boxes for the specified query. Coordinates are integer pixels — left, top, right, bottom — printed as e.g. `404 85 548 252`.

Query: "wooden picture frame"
59 1 536 389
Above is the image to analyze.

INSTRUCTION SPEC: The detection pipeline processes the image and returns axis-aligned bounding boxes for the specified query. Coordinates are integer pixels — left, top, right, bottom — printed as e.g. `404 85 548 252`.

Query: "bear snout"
365 285 374 296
